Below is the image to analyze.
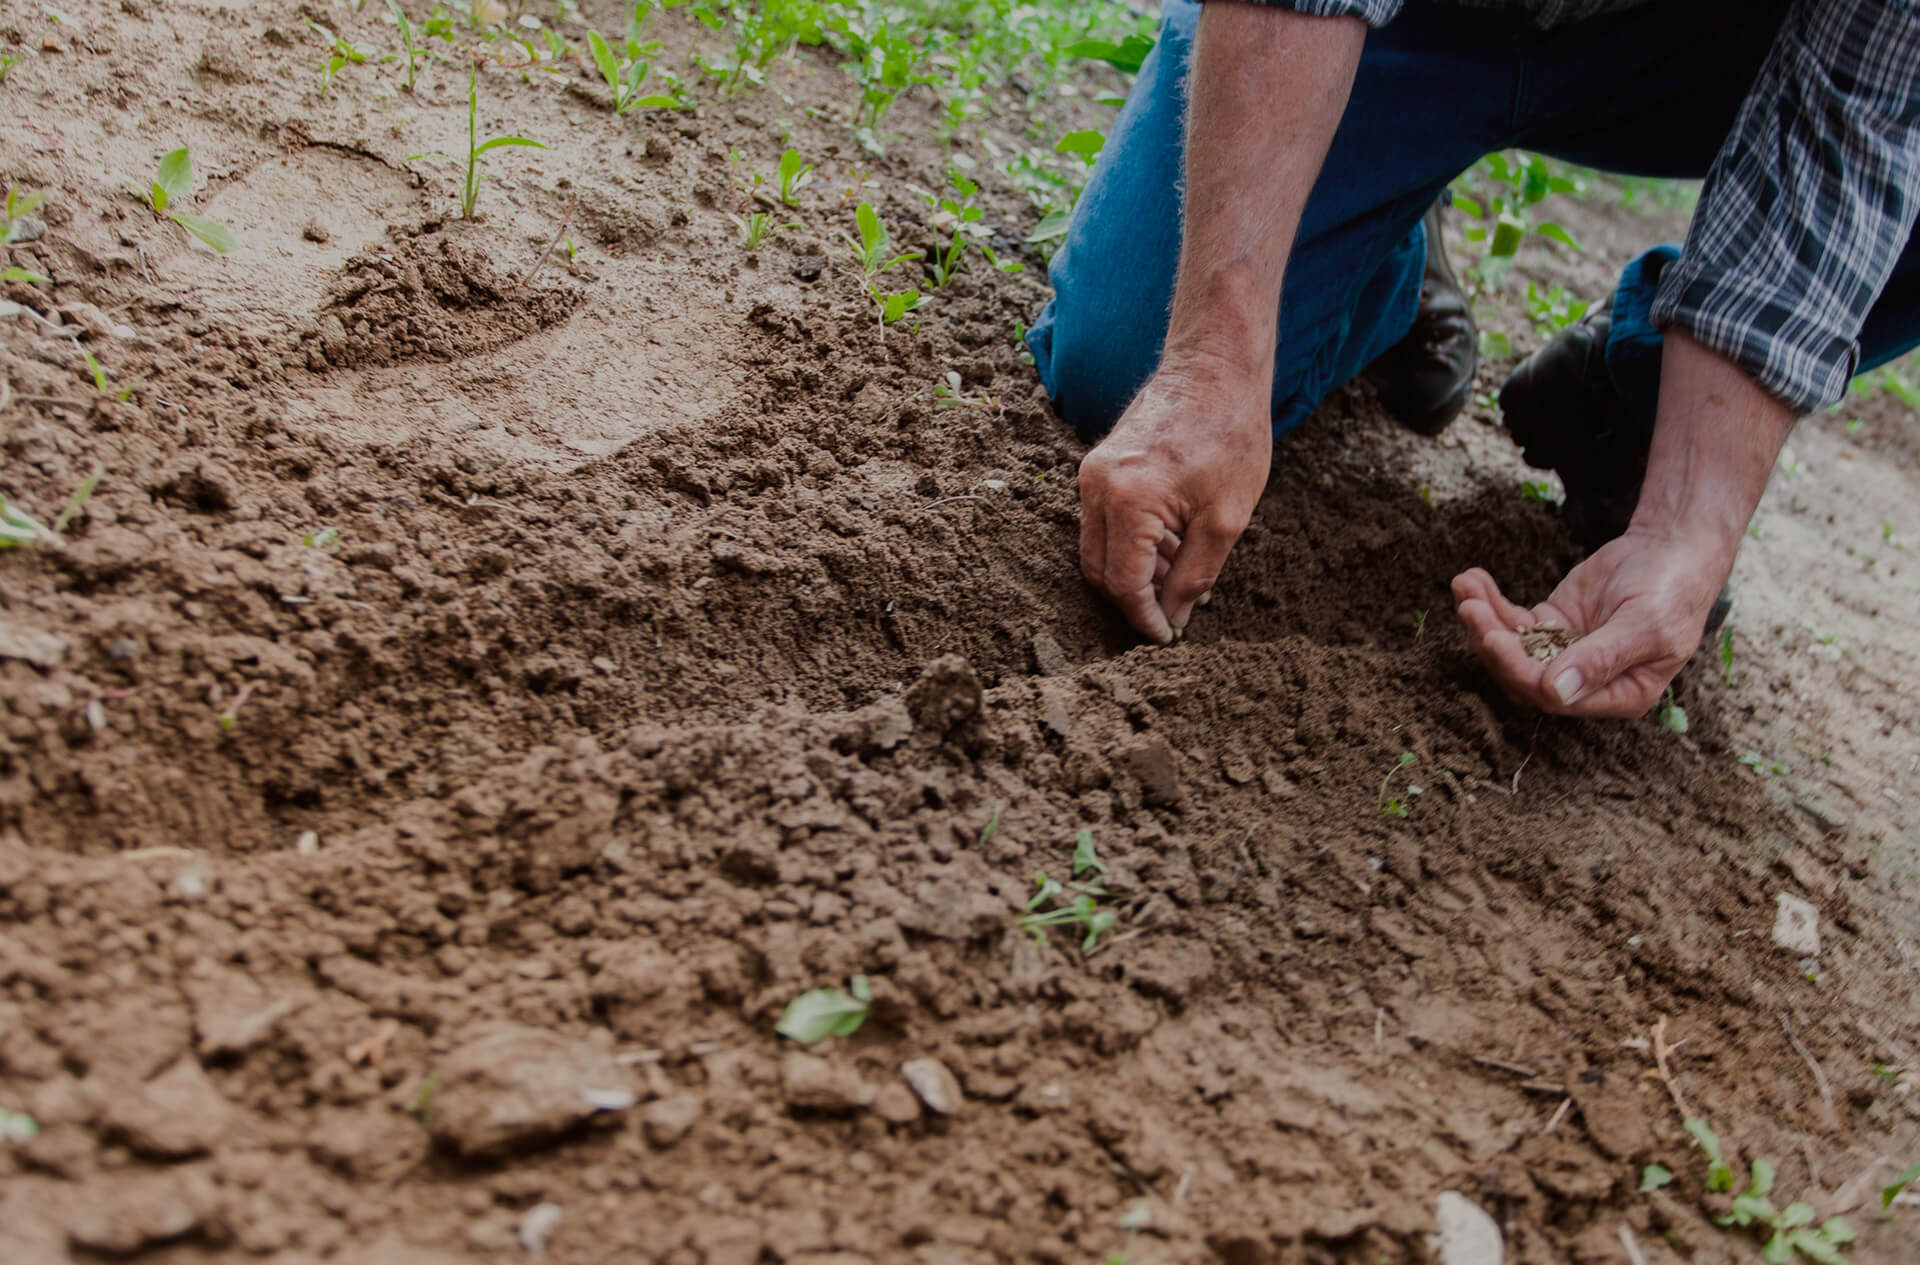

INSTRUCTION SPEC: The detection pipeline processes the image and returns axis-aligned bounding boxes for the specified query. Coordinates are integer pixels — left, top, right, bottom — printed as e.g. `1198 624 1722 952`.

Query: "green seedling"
1453 151 1582 290
410 71 546 219
1018 830 1121 952
386 0 451 91
1656 688 1688 735
1053 129 1104 166
841 201 923 329
303 526 341 551
410 1075 440 1126
0 466 101 549
1525 279 1589 334
1379 751 1416 817
2 185 46 246
1063 33 1156 72
0 52 18 82
729 210 796 250
586 7 681 115
1740 750 1790 777
1640 1164 1673 1192
914 166 1022 288
1885 1160 1919 1210
977 804 1000 846
1520 478 1560 505
776 975 870 1044
1720 626 1735 686
0 1108 38 1143
305 17 393 93
773 148 814 207
131 148 236 254
1686 1117 1736 1192
1716 1156 1856 1263
1411 608 1427 640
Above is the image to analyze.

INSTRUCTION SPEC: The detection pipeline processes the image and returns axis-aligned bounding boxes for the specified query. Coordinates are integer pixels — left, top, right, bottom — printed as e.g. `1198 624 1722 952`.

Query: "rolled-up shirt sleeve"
1650 0 1920 415
1206 0 1404 25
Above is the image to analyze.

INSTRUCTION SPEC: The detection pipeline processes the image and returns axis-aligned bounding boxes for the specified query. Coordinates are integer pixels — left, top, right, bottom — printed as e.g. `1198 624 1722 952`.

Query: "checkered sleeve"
1650 0 1920 415
1209 0 1404 25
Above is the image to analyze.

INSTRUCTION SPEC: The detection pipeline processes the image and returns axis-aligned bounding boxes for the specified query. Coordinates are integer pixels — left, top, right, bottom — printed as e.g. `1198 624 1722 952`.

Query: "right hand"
1076 358 1273 643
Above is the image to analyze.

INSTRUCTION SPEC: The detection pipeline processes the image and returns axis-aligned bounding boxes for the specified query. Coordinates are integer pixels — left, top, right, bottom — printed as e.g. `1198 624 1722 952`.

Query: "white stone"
1431 1191 1503 1265
1772 893 1820 956
517 1202 563 1253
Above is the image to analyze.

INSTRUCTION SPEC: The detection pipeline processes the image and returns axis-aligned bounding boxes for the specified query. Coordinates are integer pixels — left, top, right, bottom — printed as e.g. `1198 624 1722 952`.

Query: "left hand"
1451 526 1733 719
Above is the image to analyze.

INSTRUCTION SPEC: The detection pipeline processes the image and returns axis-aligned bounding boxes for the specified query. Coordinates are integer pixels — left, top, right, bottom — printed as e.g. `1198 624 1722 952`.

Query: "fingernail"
1553 668 1583 704
1197 589 1213 607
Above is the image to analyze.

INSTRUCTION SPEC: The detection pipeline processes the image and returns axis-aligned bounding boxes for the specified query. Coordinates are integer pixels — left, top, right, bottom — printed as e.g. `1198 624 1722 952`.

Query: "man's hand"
1452 526 1732 718
1079 359 1273 643
1455 330 1795 718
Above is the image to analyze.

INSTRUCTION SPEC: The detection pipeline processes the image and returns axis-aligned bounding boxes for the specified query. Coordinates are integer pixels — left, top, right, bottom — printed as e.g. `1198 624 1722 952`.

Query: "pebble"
641 1092 701 1148
1771 892 1820 956
900 1057 964 1117
780 1052 874 1114
428 1026 637 1156
1431 1191 1503 1265
1030 633 1069 676
871 1081 922 1125
518 1202 564 1253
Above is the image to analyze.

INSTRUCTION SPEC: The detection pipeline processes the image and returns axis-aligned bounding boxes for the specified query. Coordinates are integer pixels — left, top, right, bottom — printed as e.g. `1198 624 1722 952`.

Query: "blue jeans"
1028 0 1920 443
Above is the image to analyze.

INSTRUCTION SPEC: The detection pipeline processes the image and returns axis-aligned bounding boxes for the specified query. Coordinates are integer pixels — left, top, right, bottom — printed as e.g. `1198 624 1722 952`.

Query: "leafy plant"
729 210 795 250
2 185 46 246
1018 829 1120 952
1656 688 1688 735
586 4 682 115
841 201 922 329
773 148 814 207
386 0 450 91
1452 152 1582 289
305 17 392 93
1717 1157 1855 1263
1640 1164 1673 1192
1520 478 1560 505
1884 1160 1919 1210
0 466 102 549
132 148 236 254
1379 751 1416 817
914 165 1022 288
1525 280 1590 334
776 975 871 1044
410 71 546 219
1720 626 1735 686
1054 129 1104 167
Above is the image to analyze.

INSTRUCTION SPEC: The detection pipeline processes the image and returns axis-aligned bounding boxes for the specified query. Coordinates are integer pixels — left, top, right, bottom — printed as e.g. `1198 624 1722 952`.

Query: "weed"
131 148 236 255
1378 751 1417 817
1018 829 1120 952
305 17 392 93
0 466 102 549
386 0 451 91
1656 688 1688 735
2 185 46 246
587 4 682 114
410 70 546 218
0 51 17 82
1700 1145 1857 1263
729 209 796 250
776 975 870 1044
841 200 922 328
1525 279 1589 334
1885 1161 1919 1210
1640 1164 1673 1192
773 147 814 207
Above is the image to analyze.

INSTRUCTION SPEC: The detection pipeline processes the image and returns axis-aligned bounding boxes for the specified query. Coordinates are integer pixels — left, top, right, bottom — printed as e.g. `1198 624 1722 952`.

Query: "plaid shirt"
1251 0 1920 414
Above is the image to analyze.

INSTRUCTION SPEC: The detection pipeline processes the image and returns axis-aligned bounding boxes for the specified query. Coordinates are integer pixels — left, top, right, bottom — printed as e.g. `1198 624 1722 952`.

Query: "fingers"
1102 504 1177 644
1541 614 1673 719
1161 506 1242 633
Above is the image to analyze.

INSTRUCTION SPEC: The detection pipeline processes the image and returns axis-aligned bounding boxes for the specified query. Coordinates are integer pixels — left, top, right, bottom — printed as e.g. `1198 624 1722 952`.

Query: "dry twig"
1780 1013 1838 1127
1651 1015 1692 1120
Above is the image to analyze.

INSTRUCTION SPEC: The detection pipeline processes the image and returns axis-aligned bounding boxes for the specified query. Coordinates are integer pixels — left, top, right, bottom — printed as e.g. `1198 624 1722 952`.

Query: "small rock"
781 1052 874 1114
1431 1191 1503 1265
101 1058 235 1158
871 1081 922 1125
1012 1079 1072 1115
1259 767 1298 799
301 219 332 244
900 1058 964 1116
1120 736 1181 807
0 619 67 667
428 1026 637 1156
1772 892 1820 956
1030 633 1069 676
518 1202 564 1253
295 830 320 855
641 1092 701 1148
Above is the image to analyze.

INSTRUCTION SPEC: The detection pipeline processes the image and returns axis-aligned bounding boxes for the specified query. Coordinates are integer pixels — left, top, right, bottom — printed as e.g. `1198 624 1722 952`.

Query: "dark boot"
1499 307 1733 634
1371 198 1479 436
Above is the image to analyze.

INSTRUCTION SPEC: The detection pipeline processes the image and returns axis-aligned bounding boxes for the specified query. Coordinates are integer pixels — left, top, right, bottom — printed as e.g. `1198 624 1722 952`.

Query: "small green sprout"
410 70 547 219
304 17 392 93
0 1108 39 1143
386 0 442 92
1740 751 1790 777
1884 1160 1919 1210
1 466 102 549
1713 1156 1856 1263
977 804 1000 846
776 975 870 1044
1053 129 1104 166
841 201 923 329
1720 626 1735 686
1411 608 1427 640
1640 1164 1673 1192
1379 751 1416 818
1071 828 1105 878
774 148 814 207
410 1074 440 1126
1018 830 1121 952
303 526 341 551
1686 1117 1735 1192
586 19 680 114
1656 688 1688 735
3 185 46 246
1520 478 1560 505
132 148 236 254
728 210 795 251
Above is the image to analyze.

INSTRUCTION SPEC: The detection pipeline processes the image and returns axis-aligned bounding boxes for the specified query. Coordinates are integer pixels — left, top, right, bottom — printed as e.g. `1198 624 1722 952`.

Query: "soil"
4 5 1920 1265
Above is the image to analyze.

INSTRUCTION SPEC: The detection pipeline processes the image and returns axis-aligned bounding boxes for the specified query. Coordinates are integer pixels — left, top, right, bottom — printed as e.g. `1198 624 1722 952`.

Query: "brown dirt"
4 4 1919 1265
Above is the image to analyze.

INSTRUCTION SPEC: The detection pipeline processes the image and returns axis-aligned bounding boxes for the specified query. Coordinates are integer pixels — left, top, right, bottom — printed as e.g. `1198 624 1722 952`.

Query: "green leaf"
1449 191 1485 219
82 349 109 392
1884 1160 1920 1208
149 182 169 214
1072 828 1106 878
1760 1231 1793 1265
1779 1202 1814 1228
1061 33 1154 74
623 94 680 110
1683 1117 1724 1163
1749 1159 1777 1198
1535 221 1583 252
473 136 547 155
171 214 235 254
587 29 618 90
1785 1229 1844 1264
855 201 885 263
879 288 920 324
0 265 50 284
1820 1217 1854 1244
155 147 193 208
774 983 869 1044
1639 1164 1672 1192
1489 213 1526 258
1025 209 1070 243
1053 129 1105 164
977 805 1000 846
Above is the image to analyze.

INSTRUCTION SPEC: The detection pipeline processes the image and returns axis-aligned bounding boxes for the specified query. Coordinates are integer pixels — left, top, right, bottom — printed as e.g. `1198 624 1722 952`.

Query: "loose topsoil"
3 5 1919 1265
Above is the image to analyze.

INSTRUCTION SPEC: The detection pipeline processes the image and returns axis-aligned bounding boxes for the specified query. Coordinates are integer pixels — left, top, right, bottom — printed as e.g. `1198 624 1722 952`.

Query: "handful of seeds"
1519 625 1579 662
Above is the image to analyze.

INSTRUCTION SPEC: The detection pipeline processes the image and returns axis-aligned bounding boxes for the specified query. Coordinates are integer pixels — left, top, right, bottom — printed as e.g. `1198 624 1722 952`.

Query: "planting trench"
2 3 1919 1263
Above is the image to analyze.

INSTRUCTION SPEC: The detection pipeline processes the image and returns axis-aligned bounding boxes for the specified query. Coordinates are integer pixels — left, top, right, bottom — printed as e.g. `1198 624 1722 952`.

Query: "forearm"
1164 3 1366 381
1630 330 1797 561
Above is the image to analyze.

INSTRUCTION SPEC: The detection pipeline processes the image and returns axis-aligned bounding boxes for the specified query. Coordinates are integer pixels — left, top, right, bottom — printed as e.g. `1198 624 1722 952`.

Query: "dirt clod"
429 1027 635 1156
900 1057 965 1117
